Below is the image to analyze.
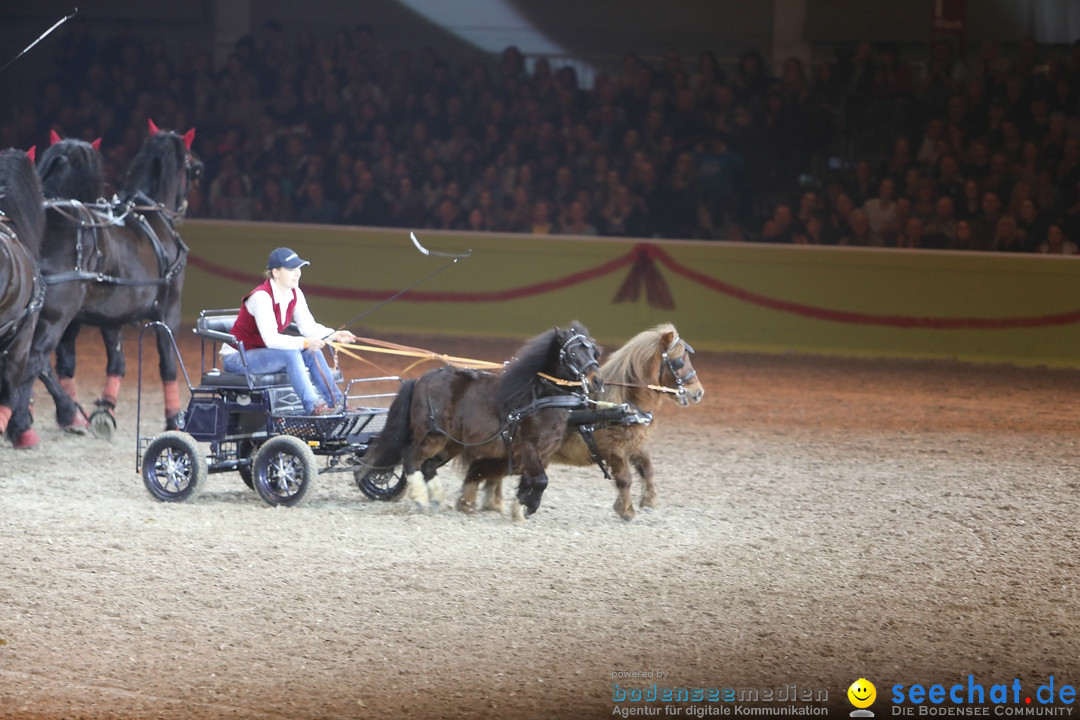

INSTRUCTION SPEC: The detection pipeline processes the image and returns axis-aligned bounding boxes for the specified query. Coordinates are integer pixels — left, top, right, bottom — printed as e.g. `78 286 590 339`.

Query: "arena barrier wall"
180 220 1080 368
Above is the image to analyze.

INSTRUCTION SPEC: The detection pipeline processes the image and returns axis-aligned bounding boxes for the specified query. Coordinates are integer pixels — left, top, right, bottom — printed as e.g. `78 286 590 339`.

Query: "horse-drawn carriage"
133 310 671 517
136 309 406 507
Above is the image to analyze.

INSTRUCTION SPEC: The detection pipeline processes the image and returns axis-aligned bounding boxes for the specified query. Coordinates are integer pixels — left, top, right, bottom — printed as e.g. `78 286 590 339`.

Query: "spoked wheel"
355 465 407 501
142 431 207 502
251 435 318 507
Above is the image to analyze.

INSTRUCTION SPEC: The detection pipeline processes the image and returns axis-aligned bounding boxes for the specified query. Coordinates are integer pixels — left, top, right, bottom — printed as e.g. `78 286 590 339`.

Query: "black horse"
8 121 200 448
358 323 602 519
33 133 110 433
0 148 46 438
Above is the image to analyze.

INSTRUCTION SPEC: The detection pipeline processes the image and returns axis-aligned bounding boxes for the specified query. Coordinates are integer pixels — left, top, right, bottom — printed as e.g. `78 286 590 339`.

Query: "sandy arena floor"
2 327 1079 719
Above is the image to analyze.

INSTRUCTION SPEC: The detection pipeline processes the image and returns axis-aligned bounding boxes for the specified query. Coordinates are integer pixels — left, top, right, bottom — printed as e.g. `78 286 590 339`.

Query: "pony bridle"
661 334 697 404
559 332 601 394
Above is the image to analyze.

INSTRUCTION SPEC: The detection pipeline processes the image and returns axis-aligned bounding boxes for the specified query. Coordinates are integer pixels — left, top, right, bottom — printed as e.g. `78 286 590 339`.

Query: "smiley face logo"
848 678 876 709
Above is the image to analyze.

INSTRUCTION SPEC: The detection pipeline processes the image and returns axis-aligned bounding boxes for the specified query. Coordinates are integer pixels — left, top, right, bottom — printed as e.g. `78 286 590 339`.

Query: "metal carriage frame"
135 308 405 507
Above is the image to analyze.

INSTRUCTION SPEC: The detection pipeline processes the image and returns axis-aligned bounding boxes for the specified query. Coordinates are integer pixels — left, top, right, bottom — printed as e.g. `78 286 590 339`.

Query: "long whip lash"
330 231 471 335
0 8 78 75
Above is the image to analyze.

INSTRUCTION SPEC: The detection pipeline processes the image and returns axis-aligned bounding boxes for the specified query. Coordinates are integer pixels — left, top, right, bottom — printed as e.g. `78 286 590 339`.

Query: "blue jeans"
223 347 342 413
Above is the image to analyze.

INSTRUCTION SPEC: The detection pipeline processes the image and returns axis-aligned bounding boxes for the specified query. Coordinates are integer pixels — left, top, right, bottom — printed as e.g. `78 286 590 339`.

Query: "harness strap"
41 194 187 290
0 235 46 355
577 425 610 480
501 392 590 476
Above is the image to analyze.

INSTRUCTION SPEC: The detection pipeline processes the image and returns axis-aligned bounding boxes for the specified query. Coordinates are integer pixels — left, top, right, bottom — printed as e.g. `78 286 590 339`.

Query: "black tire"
251 435 318 507
237 439 258 490
356 464 407 501
142 431 207 502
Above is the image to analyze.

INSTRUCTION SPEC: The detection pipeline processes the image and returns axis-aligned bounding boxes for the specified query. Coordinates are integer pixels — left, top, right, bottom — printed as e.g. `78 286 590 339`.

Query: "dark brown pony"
0 148 46 439
8 122 199 448
479 323 705 520
358 323 602 520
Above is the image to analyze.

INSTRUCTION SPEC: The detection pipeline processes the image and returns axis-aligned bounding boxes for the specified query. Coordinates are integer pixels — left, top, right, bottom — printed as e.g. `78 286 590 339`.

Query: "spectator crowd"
4 18 1080 254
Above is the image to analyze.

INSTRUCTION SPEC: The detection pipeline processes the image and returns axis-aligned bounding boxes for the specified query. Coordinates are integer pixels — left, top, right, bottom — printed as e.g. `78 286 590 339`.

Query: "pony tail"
363 378 416 471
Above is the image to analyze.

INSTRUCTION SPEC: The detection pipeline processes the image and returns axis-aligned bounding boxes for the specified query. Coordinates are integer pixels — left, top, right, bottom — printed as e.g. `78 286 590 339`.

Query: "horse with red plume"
7 120 201 447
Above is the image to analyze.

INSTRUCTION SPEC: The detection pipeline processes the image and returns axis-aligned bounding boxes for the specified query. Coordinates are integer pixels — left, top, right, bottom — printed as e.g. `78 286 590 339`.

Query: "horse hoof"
456 499 477 514
89 410 117 441
429 499 441 511
63 416 90 435
13 428 40 449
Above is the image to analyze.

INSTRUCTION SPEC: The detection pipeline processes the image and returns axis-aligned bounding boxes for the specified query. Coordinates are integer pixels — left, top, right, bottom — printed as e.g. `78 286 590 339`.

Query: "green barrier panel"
179 220 1080 368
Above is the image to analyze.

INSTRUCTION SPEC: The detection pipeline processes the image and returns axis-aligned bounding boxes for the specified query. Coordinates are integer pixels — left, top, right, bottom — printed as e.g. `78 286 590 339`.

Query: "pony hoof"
456 499 477 514
429 499 441 511
13 428 41 449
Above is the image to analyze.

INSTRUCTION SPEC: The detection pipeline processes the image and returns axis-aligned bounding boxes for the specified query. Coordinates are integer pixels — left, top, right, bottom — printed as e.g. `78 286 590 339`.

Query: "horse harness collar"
41 192 188 291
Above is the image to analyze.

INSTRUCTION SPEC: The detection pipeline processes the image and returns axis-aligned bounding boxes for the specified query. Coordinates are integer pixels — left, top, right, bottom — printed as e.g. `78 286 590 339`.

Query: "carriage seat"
195 312 290 388
194 310 342 389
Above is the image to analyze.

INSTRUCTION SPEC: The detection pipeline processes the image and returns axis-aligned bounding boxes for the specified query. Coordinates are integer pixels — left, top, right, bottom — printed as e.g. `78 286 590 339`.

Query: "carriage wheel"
237 439 258 490
251 435 318 507
142 431 207 503
355 465 407 501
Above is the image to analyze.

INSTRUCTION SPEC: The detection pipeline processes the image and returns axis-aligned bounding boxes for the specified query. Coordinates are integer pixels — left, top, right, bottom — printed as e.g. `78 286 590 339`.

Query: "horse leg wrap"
102 375 122 408
163 380 180 419
0 406 11 435
59 377 79 402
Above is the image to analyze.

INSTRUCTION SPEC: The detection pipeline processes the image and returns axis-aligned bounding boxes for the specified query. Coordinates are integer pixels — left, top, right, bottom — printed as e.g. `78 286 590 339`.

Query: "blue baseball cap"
267 247 310 270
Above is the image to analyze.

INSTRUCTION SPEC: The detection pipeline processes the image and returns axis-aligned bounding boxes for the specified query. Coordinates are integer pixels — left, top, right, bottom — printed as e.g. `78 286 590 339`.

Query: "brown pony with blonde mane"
478 323 704 520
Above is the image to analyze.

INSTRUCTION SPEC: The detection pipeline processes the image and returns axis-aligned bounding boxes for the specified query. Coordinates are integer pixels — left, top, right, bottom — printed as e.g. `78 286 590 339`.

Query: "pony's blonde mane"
600 322 677 405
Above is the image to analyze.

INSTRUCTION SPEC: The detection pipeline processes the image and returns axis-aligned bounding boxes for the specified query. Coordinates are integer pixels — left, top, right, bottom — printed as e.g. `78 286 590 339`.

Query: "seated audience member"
1036 222 1079 254
991 214 1028 252
895 217 926 249
922 196 958 248
760 203 796 243
838 209 884 247
862 178 898 237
